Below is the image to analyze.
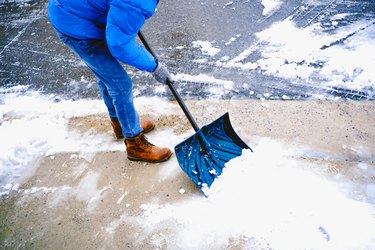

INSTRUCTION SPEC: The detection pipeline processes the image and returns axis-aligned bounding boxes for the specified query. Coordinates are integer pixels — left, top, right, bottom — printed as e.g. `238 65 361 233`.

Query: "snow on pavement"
1 0 375 247
192 12 375 93
1 89 374 249
0 89 116 193
137 138 375 249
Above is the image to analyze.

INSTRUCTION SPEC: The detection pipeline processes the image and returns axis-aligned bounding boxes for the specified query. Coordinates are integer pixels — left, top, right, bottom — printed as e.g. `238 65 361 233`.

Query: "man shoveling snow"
48 0 172 163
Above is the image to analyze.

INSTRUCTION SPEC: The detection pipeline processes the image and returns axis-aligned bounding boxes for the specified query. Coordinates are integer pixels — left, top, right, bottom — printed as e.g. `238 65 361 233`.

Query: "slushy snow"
1 89 374 249
193 18 375 92
138 138 375 249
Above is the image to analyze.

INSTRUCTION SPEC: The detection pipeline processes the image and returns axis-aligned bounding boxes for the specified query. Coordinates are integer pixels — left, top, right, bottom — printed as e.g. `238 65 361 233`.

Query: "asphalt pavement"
0 0 374 100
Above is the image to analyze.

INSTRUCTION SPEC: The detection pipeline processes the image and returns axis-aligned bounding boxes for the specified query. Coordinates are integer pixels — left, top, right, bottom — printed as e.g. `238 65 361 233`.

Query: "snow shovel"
138 31 251 192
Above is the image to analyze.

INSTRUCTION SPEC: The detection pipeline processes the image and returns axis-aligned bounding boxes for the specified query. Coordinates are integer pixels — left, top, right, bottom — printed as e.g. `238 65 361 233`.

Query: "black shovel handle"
138 30 200 132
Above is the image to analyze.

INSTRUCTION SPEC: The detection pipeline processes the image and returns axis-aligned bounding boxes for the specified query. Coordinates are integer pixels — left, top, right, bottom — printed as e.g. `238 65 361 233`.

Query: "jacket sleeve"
106 1 157 72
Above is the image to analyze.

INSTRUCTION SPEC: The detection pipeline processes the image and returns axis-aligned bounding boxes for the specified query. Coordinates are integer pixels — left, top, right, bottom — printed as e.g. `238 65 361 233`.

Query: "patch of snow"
224 1 233 8
173 73 234 90
225 34 241 46
116 192 127 205
75 171 113 212
213 18 375 91
192 40 221 57
254 19 375 90
0 92 177 194
261 0 283 16
134 96 180 116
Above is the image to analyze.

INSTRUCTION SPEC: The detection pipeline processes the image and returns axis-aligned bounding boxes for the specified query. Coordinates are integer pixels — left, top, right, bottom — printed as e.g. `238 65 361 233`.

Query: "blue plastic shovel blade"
175 113 251 191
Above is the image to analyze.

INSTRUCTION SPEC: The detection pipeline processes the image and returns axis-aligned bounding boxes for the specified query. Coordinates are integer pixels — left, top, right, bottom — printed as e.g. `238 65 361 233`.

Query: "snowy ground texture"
1 91 375 249
1 0 375 249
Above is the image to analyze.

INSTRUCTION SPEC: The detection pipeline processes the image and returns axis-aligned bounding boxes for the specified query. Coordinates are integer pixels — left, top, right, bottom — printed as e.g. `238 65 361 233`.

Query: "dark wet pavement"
0 0 374 100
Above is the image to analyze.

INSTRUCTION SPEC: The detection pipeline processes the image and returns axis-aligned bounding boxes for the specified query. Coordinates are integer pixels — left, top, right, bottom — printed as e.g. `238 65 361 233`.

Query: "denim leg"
97 78 116 118
56 31 142 137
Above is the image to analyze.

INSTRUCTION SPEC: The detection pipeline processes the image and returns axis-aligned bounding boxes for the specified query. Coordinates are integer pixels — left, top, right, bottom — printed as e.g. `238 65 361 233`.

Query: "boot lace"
137 134 155 149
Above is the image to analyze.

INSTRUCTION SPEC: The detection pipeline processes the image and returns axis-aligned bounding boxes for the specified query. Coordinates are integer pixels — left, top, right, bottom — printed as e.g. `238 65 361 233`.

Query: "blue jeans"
56 31 142 138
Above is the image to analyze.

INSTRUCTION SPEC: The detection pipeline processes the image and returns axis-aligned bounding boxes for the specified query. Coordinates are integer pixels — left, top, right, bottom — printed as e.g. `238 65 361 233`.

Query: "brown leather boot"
125 133 172 163
110 118 155 139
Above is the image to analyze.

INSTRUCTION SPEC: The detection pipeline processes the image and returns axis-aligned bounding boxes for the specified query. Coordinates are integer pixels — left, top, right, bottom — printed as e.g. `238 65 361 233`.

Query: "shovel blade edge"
175 112 251 191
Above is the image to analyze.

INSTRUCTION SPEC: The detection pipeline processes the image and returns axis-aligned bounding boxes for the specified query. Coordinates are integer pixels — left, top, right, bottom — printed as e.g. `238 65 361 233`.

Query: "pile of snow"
0 91 114 194
193 18 375 92
138 138 375 249
255 19 375 90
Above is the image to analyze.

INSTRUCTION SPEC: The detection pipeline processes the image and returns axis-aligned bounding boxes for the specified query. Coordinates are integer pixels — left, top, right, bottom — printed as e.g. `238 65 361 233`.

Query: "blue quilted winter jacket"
48 0 158 72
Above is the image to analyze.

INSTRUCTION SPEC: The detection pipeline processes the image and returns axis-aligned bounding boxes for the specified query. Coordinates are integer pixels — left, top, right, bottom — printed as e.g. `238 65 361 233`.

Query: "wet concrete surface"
0 0 374 100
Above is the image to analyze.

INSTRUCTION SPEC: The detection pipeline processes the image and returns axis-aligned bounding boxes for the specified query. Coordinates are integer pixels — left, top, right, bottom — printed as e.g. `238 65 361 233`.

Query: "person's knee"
108 84 132 101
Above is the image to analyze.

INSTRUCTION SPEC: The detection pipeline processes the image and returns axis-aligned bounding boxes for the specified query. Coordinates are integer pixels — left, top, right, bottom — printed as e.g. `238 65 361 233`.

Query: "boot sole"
127 152 172 163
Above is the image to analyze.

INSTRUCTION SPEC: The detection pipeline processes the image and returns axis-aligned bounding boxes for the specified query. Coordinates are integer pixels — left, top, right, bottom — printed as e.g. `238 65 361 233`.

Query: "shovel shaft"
165 77 200 132
138 30 200 132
